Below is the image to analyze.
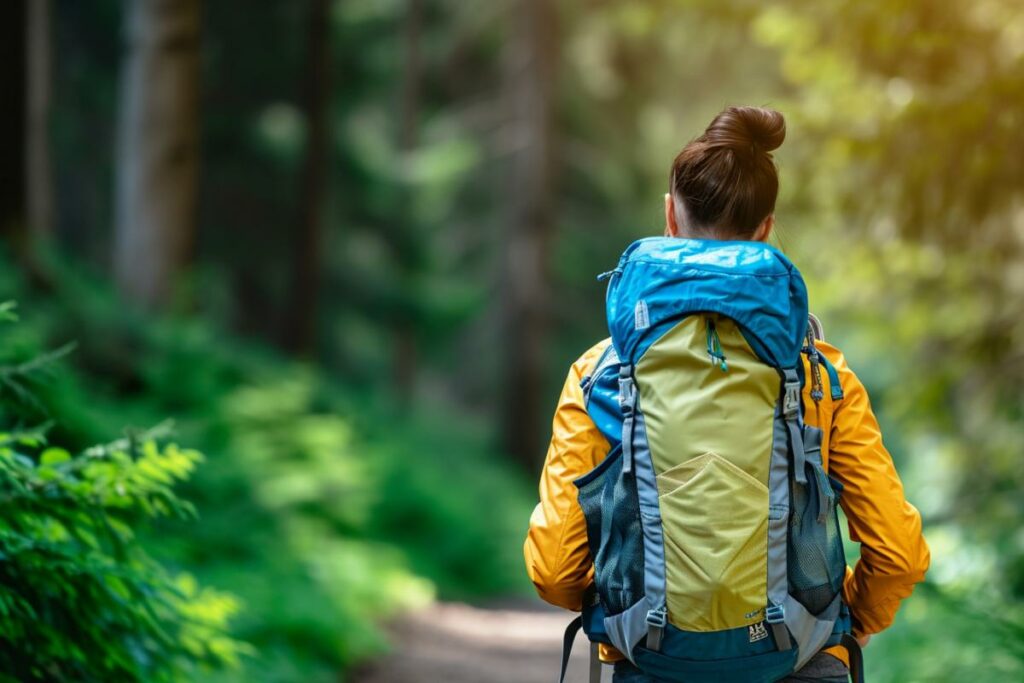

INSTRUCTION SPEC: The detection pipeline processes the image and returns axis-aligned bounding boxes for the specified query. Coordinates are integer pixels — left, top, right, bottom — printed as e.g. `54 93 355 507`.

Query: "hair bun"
704 106 786 154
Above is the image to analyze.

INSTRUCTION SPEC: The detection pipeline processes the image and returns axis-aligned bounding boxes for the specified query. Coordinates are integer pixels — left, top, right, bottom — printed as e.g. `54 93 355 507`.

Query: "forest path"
353 599 612 683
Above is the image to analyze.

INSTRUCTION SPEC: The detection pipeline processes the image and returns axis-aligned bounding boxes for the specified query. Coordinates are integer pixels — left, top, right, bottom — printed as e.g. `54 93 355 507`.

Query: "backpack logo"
634 300 650 330
748 622 768 643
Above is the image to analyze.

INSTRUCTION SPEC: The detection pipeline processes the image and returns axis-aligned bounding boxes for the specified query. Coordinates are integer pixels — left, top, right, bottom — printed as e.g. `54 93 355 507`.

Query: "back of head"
670 106 786 239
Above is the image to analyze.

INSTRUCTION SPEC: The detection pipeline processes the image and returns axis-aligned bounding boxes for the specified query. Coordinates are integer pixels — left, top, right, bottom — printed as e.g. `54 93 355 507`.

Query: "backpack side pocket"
787 426 847 616
574 445 645 615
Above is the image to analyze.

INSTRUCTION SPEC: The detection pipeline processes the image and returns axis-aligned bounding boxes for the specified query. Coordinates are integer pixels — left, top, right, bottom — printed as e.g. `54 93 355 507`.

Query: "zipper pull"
705 318 728 372
805 330 824 403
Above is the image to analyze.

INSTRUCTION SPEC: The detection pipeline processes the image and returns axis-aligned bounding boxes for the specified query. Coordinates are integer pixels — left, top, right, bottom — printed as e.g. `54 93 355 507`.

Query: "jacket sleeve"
523 342 612 611
827 350 931 636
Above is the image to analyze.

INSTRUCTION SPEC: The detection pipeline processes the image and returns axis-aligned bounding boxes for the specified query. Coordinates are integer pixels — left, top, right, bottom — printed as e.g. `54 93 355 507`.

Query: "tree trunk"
114 0 201 310
26 0 54 241
500 0 559 471
0 1 26 239
282 0 330 355
392 0 422 402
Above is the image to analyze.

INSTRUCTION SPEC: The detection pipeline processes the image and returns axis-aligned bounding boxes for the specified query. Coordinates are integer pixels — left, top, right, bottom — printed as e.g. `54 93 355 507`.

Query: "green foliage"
518 0 1024 675
748 5 1024 669
864 581 1024 682
0 305 243 683
37 0 1024 678
2 261 533 683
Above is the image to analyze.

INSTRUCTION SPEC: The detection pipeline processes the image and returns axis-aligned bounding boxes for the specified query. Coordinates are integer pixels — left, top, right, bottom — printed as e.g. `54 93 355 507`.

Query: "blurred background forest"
0 0 1022 681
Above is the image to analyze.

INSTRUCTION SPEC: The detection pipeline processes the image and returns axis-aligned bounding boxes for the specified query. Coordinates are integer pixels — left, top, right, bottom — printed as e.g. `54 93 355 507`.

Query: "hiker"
524 106 929 683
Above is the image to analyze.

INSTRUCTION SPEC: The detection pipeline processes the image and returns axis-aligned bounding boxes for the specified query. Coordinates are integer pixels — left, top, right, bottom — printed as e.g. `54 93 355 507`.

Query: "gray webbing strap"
589 642 602 683
783 370 807 484
618 365 635 475
558 616 582 683
766 603 792 651
645 606 666 651
770 623 792 651
557 616 604 683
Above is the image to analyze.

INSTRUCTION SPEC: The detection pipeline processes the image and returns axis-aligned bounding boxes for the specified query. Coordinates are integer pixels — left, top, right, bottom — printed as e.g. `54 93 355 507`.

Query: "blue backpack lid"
605 237 809 369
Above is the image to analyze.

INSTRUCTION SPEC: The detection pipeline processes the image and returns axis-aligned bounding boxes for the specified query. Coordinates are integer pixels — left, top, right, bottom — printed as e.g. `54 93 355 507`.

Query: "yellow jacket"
524 337 929 664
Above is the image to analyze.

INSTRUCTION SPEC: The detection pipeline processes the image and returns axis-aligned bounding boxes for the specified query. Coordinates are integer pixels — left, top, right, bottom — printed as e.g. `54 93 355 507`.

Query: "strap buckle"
766 608 792 651
783 382 801 419
765 603 786 624
646 608 667 629
618 365 635 413
645 607 666 651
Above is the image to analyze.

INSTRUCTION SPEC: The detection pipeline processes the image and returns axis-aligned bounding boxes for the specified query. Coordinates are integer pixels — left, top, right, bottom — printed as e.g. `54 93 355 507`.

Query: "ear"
664 193 680 237
752 214 775 242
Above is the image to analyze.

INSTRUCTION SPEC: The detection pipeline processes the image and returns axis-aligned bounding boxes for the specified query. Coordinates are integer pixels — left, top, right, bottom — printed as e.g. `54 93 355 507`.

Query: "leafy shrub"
1 257 533 682
0 303 244 682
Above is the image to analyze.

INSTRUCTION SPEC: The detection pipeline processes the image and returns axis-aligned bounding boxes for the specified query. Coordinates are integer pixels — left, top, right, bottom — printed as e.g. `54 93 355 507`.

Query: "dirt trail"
353 600 611 683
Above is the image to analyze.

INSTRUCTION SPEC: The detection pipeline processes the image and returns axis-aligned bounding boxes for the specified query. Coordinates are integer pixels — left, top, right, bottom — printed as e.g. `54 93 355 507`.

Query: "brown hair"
669 106 786 238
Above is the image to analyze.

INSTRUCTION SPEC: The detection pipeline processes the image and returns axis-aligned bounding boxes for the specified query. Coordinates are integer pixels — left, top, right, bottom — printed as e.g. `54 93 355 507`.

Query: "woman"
524 106 929 682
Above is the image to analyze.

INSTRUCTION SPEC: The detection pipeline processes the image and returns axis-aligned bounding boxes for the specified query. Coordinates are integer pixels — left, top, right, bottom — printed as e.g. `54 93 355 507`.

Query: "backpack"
557 237 862 683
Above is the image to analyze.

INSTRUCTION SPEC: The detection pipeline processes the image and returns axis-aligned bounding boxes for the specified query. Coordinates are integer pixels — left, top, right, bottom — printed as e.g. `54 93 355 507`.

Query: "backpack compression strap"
840 634 866 683
558 617 601 683
783 368 808 485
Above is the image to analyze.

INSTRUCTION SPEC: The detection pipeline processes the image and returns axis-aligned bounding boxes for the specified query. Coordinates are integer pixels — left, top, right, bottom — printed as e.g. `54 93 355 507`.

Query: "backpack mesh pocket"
576 451 613 558
788 427 846 616
574 446 645 615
